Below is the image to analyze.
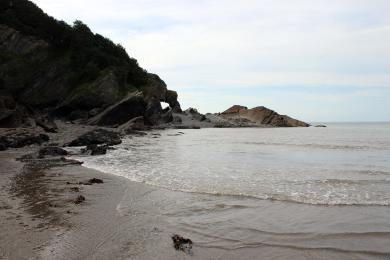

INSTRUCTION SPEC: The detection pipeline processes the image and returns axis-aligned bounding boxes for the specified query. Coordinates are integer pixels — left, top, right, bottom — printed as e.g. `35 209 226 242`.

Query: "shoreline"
2 126 390 259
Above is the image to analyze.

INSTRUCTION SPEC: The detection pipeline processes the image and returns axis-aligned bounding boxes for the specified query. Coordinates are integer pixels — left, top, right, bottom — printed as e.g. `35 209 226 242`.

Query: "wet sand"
0 148 195 260
1 146 390 259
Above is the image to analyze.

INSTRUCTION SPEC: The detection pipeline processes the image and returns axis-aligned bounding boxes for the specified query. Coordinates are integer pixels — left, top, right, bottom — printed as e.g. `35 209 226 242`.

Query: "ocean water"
77 123 390 258
82 123 390 206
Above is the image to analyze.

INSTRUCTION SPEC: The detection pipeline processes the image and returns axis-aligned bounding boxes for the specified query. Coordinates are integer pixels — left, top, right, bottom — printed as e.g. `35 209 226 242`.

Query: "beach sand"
0 149 169 259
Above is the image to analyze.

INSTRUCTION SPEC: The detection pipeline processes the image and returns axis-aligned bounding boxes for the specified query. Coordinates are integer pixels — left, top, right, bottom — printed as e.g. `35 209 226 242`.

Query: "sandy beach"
0 148 185 260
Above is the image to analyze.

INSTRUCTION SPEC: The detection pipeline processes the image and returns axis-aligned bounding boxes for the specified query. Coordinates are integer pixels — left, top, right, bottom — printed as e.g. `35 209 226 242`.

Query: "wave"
240 141 371 150
190 229 390 256
198 242 390 257
78 162 390 206
189 190 390 206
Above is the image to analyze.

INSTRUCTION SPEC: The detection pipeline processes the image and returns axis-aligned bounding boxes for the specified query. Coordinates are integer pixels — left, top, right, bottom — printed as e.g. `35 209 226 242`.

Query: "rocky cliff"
0 0 310 133
0 0 181 128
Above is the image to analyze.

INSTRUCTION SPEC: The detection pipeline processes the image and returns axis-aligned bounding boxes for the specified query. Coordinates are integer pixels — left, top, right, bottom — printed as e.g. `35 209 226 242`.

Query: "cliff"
0 0 181 128
0 0 309 132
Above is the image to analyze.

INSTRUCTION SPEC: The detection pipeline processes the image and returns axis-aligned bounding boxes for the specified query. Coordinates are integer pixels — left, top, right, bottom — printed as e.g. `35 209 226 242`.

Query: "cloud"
31 0 390 120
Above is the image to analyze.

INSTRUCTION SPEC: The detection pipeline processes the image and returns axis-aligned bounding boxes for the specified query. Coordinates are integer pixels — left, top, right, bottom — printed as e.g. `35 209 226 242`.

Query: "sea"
79 123 390 259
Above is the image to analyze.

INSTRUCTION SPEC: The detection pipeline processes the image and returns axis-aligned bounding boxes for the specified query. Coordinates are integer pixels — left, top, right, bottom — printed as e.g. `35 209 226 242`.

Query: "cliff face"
219 105 309 127
0 0 181 127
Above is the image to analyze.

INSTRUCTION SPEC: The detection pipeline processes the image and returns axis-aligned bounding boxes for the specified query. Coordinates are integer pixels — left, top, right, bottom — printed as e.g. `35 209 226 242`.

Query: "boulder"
81 144 109 155
38 147 68 158
78 178 104 185
0 143 7 151
35 116 58 133
87 178 103 184
174 125 201 129
0 130 49 149
88 92 146 126
184 108 206 121
67 129 121 146
17 146 68 160
172 234 193 254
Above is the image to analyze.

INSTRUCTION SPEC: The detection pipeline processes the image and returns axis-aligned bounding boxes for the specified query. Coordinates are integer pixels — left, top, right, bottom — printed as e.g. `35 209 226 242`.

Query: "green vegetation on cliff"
0 0 147 87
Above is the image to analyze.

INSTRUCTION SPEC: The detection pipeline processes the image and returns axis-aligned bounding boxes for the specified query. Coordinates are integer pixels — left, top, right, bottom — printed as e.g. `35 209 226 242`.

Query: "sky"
31 0 390 122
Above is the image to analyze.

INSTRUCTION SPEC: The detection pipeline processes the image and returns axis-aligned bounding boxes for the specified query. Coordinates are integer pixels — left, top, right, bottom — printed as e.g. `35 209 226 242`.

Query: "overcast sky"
31 0 390 122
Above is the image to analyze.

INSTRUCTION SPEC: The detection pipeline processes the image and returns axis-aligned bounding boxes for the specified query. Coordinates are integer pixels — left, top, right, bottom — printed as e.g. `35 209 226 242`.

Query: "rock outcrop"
0 129 49 149
165 90 182 113
118 116 145 133
38 147 68 157
87 92 146 126
219 105 309 127
67 129 122 147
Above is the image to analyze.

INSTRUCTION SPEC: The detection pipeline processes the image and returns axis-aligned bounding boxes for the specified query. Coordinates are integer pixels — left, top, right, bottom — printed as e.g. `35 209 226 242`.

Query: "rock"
79 178 104 185
59 71 123 112
0 96 19 127
18 153 35 160
184 108 206 121
165 90 182 113
0 95 33 128
0 130 49 149
139 74 182 113
172 116 182 124
118 116 145 133
67 129 121 146
19 146 68 160
74 195 85 204
144 97 163 125
141 73 168 100
68 110 89 121
123 130 148 136
0 143 6 151
174 125 201 129
38 147 68 158
35 116 58 133
160 109 173 124
315 125 327 127
88 178 103 184
0 25 48 56
70 187 80 192
88 108 103 118
81 144 109 155
220 105 309 127
172 234 193 254
144 97 174 125
88 92 146 126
